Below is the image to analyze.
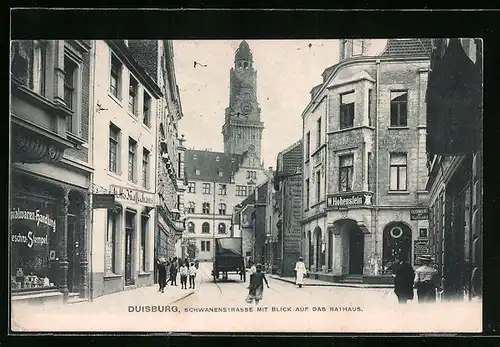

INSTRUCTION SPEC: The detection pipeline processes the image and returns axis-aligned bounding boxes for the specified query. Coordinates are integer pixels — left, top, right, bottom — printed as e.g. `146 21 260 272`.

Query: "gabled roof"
276 140 303 176
185 149 241 183
380 38 432 58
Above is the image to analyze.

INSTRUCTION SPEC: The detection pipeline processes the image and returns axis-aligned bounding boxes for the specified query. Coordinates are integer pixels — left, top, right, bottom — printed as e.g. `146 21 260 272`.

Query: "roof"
127 40 159 83
276 140 303 175
256 183 268 205
185 149 241 183
380 38 432 58
326 70 375 89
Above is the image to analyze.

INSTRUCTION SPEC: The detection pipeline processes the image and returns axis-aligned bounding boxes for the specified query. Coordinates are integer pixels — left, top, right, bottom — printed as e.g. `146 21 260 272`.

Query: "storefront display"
10 195 58 291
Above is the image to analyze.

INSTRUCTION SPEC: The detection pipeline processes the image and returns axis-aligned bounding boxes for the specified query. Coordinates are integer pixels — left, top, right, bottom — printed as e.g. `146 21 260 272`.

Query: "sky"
172 40 341 168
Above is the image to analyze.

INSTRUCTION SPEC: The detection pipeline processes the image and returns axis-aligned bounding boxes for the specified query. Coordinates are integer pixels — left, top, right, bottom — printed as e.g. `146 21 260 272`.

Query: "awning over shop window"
426 39 482 155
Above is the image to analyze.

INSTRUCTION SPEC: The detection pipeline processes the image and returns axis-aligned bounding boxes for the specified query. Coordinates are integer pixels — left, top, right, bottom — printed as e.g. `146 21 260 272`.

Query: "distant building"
274 140 303 277
301 39 431 282
425 38 482 301
183 41 267 261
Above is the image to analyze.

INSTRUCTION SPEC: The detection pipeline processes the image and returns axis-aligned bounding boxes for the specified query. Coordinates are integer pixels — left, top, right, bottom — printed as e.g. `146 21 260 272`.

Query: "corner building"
302 39 431 282
183 41 267 261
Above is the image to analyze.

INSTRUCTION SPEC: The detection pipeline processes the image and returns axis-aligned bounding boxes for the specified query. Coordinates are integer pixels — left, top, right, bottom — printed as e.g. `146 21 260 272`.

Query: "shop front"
11 170 89 304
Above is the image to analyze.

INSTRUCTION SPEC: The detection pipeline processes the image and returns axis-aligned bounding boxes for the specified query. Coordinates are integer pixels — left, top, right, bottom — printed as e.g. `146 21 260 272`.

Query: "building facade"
274 140 303 277
183 41 267 261
10 40 94 303
90 40 162 297
425 38 482 301
302 39 431 282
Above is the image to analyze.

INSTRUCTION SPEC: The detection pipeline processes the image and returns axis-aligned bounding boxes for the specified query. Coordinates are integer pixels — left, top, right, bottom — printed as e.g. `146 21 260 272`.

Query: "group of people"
392 253 441 304
156 257 198 293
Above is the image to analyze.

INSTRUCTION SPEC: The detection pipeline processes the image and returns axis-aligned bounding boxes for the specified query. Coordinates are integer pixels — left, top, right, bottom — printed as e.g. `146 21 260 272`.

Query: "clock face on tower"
241 102 253 115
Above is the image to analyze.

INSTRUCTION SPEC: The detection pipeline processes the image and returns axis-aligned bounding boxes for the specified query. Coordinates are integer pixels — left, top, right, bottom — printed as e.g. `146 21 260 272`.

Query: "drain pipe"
374 59 381 269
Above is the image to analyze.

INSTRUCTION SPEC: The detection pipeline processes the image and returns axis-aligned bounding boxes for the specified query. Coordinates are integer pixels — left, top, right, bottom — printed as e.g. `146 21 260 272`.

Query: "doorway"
67 213 80 293
125 211 135 286
348 227 364 275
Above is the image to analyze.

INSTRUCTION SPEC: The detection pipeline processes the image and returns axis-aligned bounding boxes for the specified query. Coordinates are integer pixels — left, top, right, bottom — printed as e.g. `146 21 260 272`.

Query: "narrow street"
12 262 481 333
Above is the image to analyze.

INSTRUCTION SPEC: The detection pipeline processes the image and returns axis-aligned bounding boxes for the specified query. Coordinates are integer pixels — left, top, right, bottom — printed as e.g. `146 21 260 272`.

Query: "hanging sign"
410 208 429 220
93 194 116 209
326 193 372 209
110 185 154 206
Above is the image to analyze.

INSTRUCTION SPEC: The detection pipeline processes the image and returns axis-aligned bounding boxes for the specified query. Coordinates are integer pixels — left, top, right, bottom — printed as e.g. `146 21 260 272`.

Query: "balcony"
11 77 74 164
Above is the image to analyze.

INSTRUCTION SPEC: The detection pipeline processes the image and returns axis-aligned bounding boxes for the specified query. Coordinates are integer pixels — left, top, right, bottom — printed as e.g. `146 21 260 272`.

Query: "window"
187 202 195 214
305 132 311 160
248 184 256 196
129 76 138 115
176 194 182 211
340 92 355 129
305 179 310 209
143 91 151 127
247 171 256 179
390 153 407 191
64 56 78 132
128 138 137 182
218 223 227 234
188 182 196 193
140 216 148 272
177 153 182 179
201 240 211 251
142 148 150 188
106 211 117 274
193 154 197 160
202 183 211 195
367 152 373 191
202 202 210 214
316 117 322 148
195 169 200 176
188 222 195 233
368 88 373 127
316 171 321 202
339 154 354 192
109 124 120 173
219 203 226 215
216 156 220 162
218 171 224 177
219 184 227 195
390 91 408 127
236 185 247 196
11 40 46 96
352 39 363 56
238 133 242 139
202 222 210 234
110 54 122 99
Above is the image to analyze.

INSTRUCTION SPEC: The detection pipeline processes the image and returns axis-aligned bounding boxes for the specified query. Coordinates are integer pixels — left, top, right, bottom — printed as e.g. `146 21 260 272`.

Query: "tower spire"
235 40 253 64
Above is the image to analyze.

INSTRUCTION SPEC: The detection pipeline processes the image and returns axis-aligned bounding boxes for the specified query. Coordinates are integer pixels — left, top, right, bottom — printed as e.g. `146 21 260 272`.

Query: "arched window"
188 222 195 233
202 222 210 234
243 61 249 69
218 223 226 234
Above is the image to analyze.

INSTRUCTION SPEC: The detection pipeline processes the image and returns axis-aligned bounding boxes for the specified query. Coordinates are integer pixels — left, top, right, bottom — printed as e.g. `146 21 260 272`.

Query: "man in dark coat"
393 254 415 304
157 258 167 293
169 257 178 286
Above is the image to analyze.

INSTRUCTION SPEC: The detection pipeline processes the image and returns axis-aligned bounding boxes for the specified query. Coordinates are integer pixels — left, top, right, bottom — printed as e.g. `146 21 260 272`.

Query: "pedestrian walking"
246 264 269 305
414 255 439 303
294 257 307 288
247 260 257 289
392 253 415 304
189 262 197 289
157 258 168 293
179 263 188 289
169 258 178 286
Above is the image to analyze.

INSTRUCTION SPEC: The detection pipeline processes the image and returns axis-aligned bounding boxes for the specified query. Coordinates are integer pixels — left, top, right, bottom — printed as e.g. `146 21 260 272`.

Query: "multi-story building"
301 39 431 283
274 140 303 277
126 40 187 283
425 38 482 301
183 41 267 261
10 40 94 304
90 40 163 297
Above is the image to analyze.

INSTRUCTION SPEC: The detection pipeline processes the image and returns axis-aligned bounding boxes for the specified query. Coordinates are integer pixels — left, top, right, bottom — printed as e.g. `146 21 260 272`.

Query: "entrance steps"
67 292 88 305
341 275 364 284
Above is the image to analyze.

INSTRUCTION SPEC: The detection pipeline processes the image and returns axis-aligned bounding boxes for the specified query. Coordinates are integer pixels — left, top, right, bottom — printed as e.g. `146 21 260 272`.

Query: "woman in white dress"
294 257 307 288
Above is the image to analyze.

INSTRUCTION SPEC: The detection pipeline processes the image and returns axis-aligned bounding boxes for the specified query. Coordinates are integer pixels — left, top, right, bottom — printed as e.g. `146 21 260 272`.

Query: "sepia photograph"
9 36 483 333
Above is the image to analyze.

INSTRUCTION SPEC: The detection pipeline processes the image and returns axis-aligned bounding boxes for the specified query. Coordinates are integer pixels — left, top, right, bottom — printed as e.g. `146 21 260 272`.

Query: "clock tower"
222 41 264 161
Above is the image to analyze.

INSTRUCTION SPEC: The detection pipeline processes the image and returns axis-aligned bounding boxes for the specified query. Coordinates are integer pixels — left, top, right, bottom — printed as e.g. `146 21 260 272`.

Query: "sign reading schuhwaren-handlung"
327 193 368 209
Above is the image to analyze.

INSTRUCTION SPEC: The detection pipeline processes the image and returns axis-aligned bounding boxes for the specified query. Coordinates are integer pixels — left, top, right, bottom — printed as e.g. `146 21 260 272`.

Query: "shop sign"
110 185 154 206
11 230 49 248
10 209 56 230
410 208 429 220
326 193 372 209
413 239 431 266
93 194 116 209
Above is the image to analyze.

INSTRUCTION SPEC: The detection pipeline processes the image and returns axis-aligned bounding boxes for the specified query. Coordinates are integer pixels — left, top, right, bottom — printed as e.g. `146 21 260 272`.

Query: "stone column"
333 226 343 276
79 196 89 298
57 187 70 303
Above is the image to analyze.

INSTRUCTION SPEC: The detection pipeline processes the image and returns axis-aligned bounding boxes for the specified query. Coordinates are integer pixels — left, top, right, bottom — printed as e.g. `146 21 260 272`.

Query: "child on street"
189 262 197 289
179 263 188 289
246 264 269 305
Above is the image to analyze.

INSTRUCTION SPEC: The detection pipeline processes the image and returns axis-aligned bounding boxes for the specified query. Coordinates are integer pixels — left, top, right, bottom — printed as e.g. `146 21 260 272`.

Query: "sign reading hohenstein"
326 193 372 210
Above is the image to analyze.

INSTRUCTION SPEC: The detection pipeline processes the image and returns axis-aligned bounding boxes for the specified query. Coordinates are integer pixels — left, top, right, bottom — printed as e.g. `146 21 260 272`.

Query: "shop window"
390 91 408 127
389 153 407 191
106 211 118 274
11 195 58 291
202 222 210 234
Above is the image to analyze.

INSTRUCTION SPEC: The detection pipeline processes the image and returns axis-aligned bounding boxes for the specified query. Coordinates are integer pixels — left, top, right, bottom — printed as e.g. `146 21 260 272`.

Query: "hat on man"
418 254 433 263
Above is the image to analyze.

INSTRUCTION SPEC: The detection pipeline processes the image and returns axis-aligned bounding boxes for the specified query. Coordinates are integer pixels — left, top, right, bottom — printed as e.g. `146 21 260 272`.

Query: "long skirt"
296 271 305 285
246 285 264 302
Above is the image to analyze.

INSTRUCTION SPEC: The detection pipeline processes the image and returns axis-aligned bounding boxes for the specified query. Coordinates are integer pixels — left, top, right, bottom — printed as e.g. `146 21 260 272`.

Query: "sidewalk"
270 275 394 288
11 284 195 331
